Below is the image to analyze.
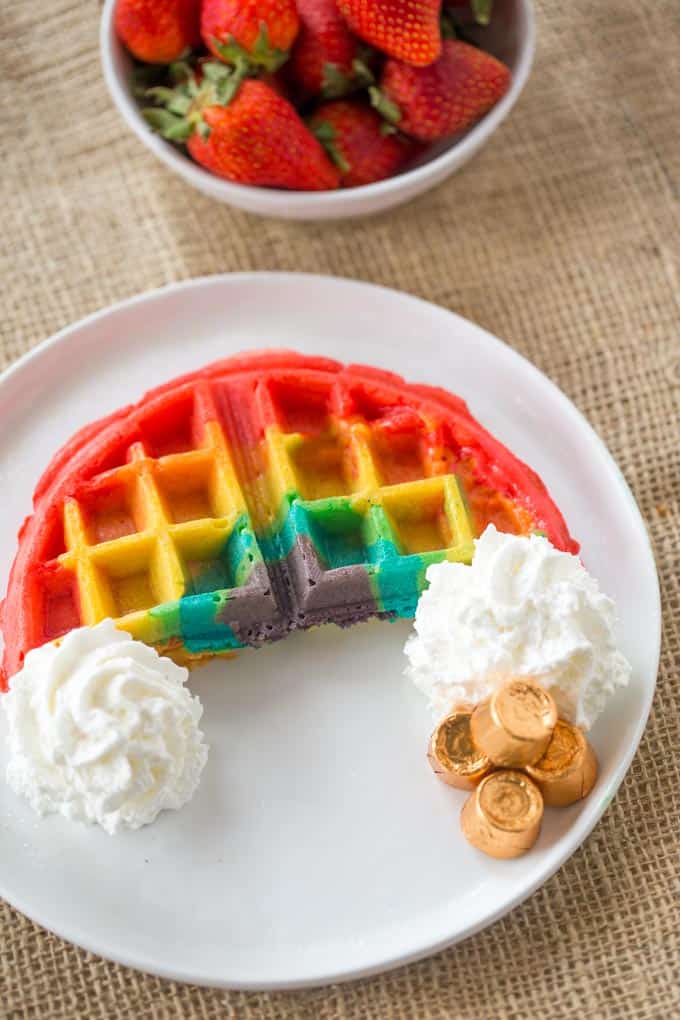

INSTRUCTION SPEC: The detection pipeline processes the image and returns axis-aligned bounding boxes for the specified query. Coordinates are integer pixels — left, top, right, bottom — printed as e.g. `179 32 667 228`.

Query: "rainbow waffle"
0 351 578 686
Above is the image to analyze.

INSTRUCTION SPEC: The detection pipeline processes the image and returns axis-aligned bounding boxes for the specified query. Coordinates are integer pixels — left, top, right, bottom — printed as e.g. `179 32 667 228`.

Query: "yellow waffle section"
370 475 474 560
263 421 379 506
277 472 475 618
360 475 475 617
56 422 265 644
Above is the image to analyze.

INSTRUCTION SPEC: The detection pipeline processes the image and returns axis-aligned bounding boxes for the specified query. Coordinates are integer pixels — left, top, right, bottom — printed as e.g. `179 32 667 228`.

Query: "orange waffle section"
260 371 473 557
257 372 475 627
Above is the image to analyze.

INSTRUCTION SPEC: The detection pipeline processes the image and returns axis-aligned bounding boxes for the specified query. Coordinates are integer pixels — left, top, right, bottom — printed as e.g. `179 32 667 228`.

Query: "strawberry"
289 0 362 98
143 69 340 190
310 100 414 187
372 39 510 141
115 0 200 64
201 0 300 72
337 0 442 67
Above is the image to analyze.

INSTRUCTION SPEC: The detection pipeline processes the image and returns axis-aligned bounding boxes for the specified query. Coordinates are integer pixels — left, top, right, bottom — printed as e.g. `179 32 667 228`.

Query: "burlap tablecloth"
2 1 679 1016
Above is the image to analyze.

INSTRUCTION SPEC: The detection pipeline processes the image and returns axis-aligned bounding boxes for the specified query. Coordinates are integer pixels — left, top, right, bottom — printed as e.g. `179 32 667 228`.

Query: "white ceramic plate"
0 275 660 990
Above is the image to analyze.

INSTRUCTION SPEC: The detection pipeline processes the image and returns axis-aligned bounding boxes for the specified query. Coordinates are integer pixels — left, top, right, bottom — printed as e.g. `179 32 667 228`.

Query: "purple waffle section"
218 562 285 646
271 533 392 635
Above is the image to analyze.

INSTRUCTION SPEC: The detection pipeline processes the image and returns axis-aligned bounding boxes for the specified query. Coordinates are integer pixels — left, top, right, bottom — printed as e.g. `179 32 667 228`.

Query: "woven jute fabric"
1 0 679 1017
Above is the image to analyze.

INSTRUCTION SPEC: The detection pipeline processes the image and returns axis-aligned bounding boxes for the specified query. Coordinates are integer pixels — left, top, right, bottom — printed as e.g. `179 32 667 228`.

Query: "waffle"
0 351 578 685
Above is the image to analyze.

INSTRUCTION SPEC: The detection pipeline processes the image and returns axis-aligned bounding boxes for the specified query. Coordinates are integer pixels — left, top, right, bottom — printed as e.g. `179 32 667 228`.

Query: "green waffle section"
136 513 267 653
256 471 475 619
179 514 263 596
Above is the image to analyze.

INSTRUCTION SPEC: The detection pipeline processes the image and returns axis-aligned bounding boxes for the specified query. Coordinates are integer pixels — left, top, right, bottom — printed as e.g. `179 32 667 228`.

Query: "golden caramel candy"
428 710 493 790
526 719 598 807
470 677 557 767
461 770 544 859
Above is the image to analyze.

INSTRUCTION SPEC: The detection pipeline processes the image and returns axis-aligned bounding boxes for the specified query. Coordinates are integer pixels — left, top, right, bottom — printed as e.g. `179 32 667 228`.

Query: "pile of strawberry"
115 0 511 191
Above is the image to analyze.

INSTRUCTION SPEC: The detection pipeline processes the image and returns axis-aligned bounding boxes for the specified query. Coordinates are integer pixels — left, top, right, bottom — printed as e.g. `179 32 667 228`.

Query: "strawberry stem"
213 24 289 73
351 57 375 89
312 122 351 174
321 55 375 100
369 87 401 126
142 108 192 143
471 0 493 26
321 63 354 99
142 62 247 147
168 59 194 83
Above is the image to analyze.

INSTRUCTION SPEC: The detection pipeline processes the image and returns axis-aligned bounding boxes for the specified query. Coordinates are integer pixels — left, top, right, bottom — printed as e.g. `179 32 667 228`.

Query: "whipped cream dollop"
2 619 208 834
405 525 631 730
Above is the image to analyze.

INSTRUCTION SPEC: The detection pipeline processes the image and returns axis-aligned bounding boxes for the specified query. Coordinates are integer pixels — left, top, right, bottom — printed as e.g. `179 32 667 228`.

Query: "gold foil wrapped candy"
470 677 558 768
426 676 600 860
460 770 544 859
428 708 493 790
526 719 598 807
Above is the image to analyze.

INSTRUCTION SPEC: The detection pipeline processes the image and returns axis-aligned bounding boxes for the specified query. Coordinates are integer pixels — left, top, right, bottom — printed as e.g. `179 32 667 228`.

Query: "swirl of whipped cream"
405 525 631 730
3 619 208 834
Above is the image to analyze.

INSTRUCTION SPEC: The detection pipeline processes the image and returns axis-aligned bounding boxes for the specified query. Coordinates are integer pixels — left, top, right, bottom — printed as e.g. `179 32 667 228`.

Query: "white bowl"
100 0 534 220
